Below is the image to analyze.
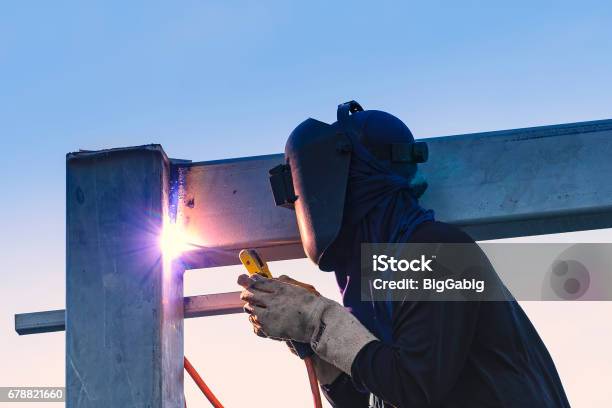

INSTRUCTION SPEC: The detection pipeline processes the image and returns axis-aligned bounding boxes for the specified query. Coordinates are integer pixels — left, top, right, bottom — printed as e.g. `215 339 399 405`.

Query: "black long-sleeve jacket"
322 221 570 408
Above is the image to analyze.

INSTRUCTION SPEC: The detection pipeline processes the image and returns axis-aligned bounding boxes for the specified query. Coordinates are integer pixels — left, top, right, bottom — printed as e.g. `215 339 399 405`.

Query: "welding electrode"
239 249 324 408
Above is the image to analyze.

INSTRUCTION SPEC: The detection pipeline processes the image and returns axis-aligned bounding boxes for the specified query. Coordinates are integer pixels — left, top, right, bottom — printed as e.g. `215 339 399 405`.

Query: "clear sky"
1 1 611 407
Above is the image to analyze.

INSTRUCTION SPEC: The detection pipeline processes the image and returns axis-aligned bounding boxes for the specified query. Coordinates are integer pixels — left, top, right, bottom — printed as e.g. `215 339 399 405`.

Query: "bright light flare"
160 220 197 260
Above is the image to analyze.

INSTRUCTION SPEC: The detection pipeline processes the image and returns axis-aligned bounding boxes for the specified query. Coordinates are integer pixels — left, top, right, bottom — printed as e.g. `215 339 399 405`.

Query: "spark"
160 219 198 260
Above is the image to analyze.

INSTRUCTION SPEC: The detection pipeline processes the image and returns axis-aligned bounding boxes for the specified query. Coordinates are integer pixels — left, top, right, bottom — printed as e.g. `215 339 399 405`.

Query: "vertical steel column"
66 145 183 407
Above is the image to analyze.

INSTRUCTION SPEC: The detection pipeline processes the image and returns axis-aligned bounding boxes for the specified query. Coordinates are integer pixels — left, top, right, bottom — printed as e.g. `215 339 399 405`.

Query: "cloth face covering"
326 137 434 343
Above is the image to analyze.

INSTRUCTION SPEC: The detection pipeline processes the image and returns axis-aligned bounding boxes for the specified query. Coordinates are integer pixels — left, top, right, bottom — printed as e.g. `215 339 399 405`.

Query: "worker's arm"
237 275 480 407
237 274 479 406
347 221 486 407
237 273 377 369
350 300 480 407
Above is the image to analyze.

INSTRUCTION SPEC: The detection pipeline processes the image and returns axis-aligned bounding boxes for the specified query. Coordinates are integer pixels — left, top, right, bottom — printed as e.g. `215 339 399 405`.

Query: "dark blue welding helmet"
269 101 428 269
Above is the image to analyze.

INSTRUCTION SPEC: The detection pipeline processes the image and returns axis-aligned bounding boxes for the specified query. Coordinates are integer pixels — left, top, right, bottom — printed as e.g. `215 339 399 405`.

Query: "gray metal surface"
421 119 612 240
183 291 243 318
15 309 65 335
66 145 183 408
176 154 303 269
15 292 243 335
176 119 612 268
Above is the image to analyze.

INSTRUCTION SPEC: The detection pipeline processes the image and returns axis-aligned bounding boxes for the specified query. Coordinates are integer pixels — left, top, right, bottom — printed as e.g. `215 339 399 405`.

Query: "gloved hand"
237 274 377 374
275 274 320 296
276 276 341 385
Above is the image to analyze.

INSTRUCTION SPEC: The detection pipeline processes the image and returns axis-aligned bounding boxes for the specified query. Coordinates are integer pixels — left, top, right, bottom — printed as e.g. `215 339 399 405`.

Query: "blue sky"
3 0 611 281
1 2 611 406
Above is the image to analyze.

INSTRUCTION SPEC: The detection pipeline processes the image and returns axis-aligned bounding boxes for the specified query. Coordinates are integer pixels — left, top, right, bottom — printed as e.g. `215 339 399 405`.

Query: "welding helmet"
269 101 428 270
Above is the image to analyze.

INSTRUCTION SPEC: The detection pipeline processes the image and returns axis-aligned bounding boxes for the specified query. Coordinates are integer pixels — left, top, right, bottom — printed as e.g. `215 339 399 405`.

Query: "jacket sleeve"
350 299 481 407
321 372 370 408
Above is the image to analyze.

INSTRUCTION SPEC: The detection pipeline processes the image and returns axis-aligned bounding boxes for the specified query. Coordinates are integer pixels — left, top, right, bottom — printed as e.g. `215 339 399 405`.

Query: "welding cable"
184 354 322 408
304 356 323 408
184 356 224 408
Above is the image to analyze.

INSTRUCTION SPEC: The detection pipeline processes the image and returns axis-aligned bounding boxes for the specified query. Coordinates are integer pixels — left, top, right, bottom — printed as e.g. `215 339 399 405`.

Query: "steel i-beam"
66 146 183 407
15 292 244 335
177 119 612 268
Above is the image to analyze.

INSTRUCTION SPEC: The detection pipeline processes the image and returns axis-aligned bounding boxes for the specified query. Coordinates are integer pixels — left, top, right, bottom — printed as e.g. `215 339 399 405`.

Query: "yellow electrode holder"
239 249 273 278
238 248 321 408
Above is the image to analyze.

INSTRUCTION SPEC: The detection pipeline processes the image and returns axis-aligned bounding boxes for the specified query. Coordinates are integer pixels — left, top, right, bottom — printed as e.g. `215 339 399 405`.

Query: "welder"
238 101 570 407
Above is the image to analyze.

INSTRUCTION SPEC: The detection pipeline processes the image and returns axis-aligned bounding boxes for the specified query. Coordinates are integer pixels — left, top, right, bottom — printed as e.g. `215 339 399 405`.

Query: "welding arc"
304 357 323 408
184 356 224 408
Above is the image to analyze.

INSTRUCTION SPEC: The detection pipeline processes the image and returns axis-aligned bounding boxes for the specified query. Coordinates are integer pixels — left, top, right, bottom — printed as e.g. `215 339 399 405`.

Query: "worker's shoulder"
409 220 475 244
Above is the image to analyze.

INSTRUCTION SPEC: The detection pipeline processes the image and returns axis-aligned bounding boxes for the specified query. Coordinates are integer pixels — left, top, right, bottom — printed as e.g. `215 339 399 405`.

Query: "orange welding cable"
185 355 321 408
184 356 224 408
304 356 323 408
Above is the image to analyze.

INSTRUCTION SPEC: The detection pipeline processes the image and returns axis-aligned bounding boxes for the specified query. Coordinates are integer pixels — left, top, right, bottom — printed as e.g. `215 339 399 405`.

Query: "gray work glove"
277 276 342 385
237 274 378 375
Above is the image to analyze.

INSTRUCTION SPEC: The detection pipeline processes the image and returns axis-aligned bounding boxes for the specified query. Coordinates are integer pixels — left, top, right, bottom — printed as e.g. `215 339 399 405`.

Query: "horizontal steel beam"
15 292 243 335
176 119 612 268
14 309 66 335
183 291 243 318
